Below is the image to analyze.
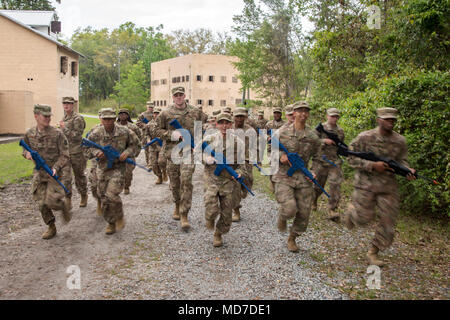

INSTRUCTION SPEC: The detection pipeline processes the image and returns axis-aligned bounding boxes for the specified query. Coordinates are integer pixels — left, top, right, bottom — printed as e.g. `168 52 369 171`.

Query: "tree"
167 28 232 56
0 0 55 10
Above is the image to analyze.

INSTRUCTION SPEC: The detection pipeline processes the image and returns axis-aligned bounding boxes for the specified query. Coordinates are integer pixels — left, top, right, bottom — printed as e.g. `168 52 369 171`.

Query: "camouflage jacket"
348 128 410 190
145 119 163 151
272 123 322 188
232 122 257 162
155 103 204 155
266 119 285 130
61 112 86 154
136 111 153 129
118 122 142 157
255 118 268 130
85 123 140 171
23 126 70 179
245 117 258 130
314 121 345 166
201 131 246 186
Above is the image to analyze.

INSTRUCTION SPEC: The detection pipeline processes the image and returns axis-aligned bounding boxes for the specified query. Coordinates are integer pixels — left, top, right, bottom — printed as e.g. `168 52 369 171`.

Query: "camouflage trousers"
150 149 167 179
204 178 241 234
32 171 69 225
68 152 88 197
313 164 343 210
166 160 195 216
124 159 136 189
97 167 125 224
144 146 151 168
275 182 314 237
234 163 253 209
345 187 400 251
88 159 98 199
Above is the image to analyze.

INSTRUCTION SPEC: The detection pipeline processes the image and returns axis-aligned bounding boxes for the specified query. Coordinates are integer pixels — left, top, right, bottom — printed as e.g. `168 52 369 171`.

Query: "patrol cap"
212 110 221 116
285 105 294 115
377 107 398 119
153 107 161 114
34 104 52 116
99 108 117 119
222 107 231 114
172 86 185 95
62 97 75 104
233 107 247 117
207 115 216 122
146 101 155 107
292 100 311 111
327 108 340 116
216 112 232 123
118 108 130 115
273 107 282 113
258 110 265 115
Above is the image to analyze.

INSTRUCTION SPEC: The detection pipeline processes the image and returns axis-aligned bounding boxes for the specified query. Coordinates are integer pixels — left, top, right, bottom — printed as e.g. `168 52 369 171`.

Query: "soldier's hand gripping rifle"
169 119 255 196
82 138 151 172
19 139 71 195
266 131 331 198
315 123 349 156
142 138 162 150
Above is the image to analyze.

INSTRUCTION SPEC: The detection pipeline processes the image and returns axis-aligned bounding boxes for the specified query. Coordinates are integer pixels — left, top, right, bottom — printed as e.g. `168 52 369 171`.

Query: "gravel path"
0 153 346 300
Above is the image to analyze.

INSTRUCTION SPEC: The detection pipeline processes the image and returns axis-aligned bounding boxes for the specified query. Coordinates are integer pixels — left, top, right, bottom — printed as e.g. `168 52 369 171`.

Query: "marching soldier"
343 107 416 266
203 113 246 247
284 105 294 125
155 86 204 231
117 108 143 194
84 121 102 215
244 108 258 130
255 110 268 129
203 115 217 131
136 101 154 168
146 107 168 184
23 104 71 239
266 107 285 192
59 97 88 208
85 108 140 235
312 108 345 221
273 101 322 252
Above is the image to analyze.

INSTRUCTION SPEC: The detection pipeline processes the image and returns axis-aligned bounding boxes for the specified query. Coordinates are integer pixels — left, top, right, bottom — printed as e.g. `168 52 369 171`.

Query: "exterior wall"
57 47 80 115
0 90 34 134
150 54 268 119
0 15 80 132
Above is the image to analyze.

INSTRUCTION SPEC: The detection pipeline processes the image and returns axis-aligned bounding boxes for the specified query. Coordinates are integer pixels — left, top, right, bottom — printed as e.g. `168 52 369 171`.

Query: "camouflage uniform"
266 108 285 191
146 113 167 182
273 122 321 238
136 106 154 168
23 105 70 229
60 98 87 199
86 110 140 228
344 110 410 253
312 113 345 212
84 124 101 200
154 87 203 224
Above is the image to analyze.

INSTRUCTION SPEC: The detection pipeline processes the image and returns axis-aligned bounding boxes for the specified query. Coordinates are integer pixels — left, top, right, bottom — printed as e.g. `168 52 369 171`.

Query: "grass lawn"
0 116 100 187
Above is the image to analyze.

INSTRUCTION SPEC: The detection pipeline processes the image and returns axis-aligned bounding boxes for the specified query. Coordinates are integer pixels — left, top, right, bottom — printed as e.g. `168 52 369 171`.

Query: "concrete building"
0 10 83 135
150 54 268 118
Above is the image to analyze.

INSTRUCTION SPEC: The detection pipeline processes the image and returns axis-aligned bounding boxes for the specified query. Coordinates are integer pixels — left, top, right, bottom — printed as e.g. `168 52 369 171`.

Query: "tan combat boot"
96 199 102 216
155 176 163 185
105 223 116 235
62 198 72 223
287 235 299 252
115 216 126 232
180 213 190 231
205 219 215 230
213 230 223 247
79 194 88 207
277 216 287 232
162 170 168 182
232 208 241 222
312 197 318 211
367 245 385 267
327 209 340 222
124 188 130 195
172 203 180 220
42 222 57 240
343 211 355 230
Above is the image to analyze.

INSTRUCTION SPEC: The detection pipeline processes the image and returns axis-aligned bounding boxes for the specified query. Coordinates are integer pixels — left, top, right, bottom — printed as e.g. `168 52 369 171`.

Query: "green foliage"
0 0 54 10
0 142 33 186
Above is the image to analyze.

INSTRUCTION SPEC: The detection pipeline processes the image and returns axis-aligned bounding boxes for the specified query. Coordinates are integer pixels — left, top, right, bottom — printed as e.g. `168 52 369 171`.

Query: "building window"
232 77 238 83
235 99 242 105
196 75 202 81
197 99 203 105
60 56 68 74
186 75 190 82
172 77 176 83
208 100 214 106
221 76 226 83
164 100 167 106
161 79 167 85
220 100 226 107
71 61 78 76
182 76 185 82
208 75 214 82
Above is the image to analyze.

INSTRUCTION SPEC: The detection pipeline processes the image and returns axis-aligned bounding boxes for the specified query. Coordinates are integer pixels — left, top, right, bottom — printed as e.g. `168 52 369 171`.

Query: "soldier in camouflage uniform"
85 108 140 235
273 101 322 252
145 107 168 184
203 113 246 247
243 108 258 130
284 105 294 125
84 122 102 215
59 97 88 208
312 108 345 221
203 115 217 131
136 101 154 168
255 110 268 130
266 107 285 192
117 108 142 194
155 86 204 231
23 104 72 239
343 107 416 266
231 107 255 222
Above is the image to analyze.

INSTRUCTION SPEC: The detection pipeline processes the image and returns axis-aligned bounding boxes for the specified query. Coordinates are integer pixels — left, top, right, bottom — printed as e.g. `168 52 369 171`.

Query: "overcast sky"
51 0 247 40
